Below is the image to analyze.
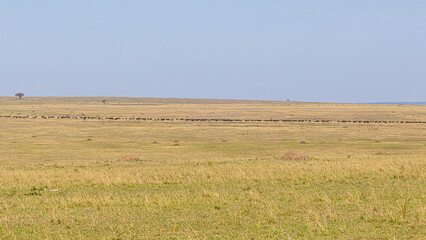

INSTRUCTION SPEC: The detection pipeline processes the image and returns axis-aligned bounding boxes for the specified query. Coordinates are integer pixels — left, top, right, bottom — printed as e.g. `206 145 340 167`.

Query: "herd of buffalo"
1 115 425 124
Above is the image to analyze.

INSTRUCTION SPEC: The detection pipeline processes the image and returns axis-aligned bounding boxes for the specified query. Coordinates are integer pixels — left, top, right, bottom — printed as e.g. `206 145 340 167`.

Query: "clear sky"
1 1 425 102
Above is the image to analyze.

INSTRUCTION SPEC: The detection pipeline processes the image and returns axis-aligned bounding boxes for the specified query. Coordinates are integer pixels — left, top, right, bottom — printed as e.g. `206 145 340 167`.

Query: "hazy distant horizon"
2 94 425 105
1 1 425 102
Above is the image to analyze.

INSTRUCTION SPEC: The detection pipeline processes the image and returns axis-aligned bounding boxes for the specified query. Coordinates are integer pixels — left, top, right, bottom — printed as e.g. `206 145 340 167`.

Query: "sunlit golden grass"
0 97 425 239
1 96 425 121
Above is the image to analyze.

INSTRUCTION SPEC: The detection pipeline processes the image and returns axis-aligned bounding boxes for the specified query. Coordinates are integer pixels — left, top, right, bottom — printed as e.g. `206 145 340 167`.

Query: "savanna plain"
0 97 425 239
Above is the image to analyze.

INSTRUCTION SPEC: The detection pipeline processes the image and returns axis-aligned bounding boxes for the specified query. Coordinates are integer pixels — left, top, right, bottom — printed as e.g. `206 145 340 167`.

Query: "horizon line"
1 95 425 105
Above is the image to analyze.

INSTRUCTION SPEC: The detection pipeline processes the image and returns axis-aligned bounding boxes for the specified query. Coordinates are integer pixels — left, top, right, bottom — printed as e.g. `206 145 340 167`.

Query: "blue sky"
1 1 425 102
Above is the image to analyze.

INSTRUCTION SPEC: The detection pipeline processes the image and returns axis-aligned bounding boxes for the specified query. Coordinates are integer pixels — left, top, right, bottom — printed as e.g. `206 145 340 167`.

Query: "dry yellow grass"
280 151 310 160
1 96 425 121
0 97 425 239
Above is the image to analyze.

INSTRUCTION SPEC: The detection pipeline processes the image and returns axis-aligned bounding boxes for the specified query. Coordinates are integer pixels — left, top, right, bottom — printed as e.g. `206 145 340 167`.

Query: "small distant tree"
15 93 24 99
102 99 107 105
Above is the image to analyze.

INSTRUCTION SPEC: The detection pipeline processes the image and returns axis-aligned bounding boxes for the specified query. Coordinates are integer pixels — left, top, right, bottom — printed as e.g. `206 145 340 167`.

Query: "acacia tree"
15 93 24 99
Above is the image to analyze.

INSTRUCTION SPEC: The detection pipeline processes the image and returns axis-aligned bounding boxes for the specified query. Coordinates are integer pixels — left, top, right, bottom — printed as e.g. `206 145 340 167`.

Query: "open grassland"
0 97 425 239
1 97 426 121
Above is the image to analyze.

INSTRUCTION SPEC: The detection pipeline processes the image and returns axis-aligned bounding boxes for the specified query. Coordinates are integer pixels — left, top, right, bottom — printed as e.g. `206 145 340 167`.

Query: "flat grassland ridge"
0 97 425 239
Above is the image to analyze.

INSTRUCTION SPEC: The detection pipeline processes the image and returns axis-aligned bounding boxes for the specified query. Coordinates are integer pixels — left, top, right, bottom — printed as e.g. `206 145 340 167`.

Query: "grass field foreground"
0 97 425 239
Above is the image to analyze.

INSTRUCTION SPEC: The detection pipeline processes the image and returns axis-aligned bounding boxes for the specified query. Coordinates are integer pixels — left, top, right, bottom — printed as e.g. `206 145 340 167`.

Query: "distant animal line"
0 115 425 124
